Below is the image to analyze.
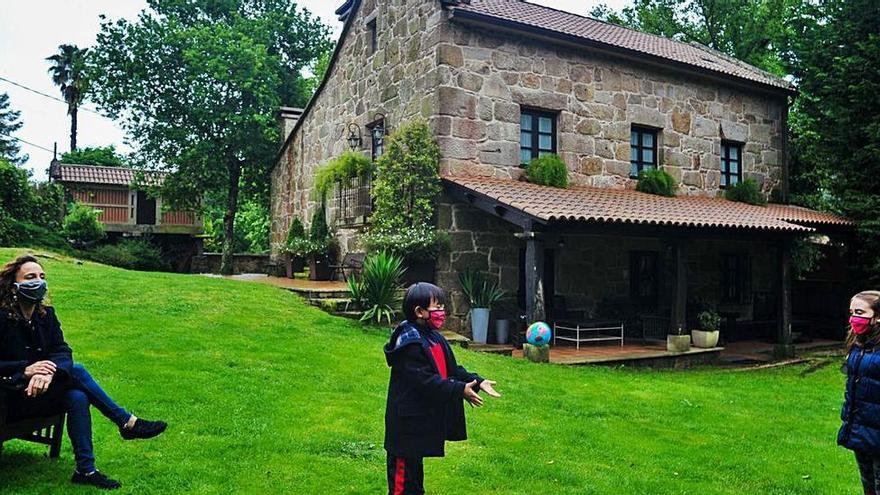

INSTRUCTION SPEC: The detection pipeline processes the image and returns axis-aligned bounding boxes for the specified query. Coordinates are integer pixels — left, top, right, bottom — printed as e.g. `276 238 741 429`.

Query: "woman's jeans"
856 451 880 495
64 363 132 474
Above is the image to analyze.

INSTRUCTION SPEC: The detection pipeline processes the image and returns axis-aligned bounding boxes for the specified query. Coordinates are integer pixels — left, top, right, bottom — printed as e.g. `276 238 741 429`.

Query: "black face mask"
14 279 48 302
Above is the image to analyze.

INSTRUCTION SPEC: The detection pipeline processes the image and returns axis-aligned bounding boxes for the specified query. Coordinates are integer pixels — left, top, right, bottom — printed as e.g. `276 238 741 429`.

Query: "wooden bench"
330 252 366 282
0 384 65 458
554 321 625 349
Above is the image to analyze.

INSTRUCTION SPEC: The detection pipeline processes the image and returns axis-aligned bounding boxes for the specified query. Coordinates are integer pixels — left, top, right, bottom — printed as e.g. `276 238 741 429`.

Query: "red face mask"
851 315 873 335
427 310 446 330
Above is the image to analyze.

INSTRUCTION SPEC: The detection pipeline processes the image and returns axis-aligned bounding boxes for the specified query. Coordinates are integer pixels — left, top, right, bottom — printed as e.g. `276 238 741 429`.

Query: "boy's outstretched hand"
480 380 501 398
463 380 484 407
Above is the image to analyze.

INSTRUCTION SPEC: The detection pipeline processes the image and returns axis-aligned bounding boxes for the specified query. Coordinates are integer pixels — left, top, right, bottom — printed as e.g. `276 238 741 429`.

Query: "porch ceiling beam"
442 180 546 230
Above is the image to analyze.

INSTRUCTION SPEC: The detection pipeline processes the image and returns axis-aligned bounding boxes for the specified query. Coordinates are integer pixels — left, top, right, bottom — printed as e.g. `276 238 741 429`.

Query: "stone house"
270 0 852 348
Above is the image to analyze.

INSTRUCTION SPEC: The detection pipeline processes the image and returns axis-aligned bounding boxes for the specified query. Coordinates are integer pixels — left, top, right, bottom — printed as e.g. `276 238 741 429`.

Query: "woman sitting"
0 255 166 490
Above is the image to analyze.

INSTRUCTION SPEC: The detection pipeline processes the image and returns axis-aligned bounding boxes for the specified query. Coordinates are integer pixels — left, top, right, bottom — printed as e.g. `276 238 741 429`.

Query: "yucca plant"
458 269 505 309
354 251 406 325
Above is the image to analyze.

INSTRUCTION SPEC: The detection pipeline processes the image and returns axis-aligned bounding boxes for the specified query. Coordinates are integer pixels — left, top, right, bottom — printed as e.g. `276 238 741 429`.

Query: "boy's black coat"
384 320 483 458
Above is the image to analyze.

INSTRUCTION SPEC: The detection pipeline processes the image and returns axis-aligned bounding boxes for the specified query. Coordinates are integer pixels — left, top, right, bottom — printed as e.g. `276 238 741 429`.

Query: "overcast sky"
0 0 630 180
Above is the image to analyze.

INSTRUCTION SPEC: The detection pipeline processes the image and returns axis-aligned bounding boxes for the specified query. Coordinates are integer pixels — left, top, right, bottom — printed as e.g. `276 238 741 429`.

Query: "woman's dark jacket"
0 307 74 390
384 320 483 458
839 343 880 453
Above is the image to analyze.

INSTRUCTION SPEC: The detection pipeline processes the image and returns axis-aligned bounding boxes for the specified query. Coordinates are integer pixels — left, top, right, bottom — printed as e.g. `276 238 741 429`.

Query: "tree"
590 0 802 76
0 93 27 165
60 145 126 167
783 0 880 284
46 44 90 152
89 0 332 274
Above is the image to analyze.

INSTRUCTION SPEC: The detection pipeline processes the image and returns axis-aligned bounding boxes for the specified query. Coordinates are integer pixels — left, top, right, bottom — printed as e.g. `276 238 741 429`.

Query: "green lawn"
0 247 858 494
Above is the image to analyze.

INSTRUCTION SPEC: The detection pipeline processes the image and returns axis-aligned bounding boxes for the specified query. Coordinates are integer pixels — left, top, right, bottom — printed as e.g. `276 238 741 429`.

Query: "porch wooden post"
669 240 687 334
775 238 795 358
521 224 545 324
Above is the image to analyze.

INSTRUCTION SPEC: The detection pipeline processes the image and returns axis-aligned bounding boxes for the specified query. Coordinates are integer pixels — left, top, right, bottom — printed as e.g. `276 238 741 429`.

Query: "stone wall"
270 0 447 263
432 23 787 197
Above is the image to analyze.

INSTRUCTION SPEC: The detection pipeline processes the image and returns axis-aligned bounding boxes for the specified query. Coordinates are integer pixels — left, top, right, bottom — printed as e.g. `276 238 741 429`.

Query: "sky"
0 0 630 181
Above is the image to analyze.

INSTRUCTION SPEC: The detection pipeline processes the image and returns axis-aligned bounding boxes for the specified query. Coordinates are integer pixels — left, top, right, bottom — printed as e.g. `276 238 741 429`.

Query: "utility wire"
13 137 55 154
0 75 105 116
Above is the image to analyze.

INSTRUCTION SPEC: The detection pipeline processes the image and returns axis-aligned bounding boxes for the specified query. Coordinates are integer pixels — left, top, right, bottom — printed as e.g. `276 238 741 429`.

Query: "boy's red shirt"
429 342 448 379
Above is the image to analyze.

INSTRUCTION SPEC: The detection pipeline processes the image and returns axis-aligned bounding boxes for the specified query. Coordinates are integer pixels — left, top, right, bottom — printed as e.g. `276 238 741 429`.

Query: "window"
721 253 750 303
630 126 658 178
335 175 372 226
367 118 385 161
630 251 659 309
721 141 743 188
367 19 377 54
519 109 556 166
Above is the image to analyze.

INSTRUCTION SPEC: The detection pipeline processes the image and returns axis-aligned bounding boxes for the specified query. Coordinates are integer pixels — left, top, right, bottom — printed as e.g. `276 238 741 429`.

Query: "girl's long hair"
846 291 880 353
0 254 48 319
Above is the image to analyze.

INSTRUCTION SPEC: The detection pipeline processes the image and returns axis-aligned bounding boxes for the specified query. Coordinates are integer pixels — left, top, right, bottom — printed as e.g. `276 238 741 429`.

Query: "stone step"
307 298 355 312
442 330 471 347
332 310 364 320
287 288 352 300
463 343 515 356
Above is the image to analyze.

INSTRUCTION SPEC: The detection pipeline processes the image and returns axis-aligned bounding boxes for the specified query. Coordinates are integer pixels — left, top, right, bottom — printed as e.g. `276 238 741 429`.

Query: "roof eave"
448 8 796 98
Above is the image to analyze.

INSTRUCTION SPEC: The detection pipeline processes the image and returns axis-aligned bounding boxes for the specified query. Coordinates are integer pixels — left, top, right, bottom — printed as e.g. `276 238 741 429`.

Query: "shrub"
525 154 568 188
348 251 405 325
60 145 126 167
725 179 767 206
636 168 677 197
697 310 722 332
284 217 313 258
31 181 65 230
86 239 170 272
313 151 374 199
458 269 505 309
62 202 105 248
0 158 36 214
367 120 442 261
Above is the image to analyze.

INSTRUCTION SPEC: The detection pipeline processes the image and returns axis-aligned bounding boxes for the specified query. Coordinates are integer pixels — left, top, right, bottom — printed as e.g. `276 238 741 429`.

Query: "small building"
49 160 204 270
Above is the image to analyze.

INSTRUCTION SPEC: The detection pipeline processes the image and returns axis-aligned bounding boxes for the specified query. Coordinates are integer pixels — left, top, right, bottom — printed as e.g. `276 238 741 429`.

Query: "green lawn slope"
0 248 857 494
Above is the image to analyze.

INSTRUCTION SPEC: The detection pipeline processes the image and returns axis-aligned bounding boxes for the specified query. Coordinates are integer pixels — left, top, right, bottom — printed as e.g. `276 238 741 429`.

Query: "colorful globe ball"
526 321 552 346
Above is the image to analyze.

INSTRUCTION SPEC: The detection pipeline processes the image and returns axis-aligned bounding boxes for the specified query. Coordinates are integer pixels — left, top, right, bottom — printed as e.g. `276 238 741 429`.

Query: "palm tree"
46 44 89 151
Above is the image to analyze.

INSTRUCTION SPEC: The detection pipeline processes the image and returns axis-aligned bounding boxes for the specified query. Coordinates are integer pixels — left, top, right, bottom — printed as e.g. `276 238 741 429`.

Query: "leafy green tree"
783 0 880 283
590 0 801 75
89 0 332 274
62 202 105 248
46 44 90 151
60 145 127 167
0 93 27 165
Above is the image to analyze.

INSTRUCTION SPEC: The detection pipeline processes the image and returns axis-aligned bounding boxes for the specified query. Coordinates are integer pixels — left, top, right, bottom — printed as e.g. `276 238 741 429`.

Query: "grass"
0 247 858 494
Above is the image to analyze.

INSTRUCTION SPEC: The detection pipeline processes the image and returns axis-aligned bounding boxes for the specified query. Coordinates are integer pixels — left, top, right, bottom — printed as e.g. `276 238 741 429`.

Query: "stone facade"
431 25 787 196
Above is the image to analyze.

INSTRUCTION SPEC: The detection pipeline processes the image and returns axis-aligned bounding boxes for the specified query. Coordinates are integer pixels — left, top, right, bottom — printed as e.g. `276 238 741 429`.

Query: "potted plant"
308 207 335 281
667 325 691 353
693 310 722 348
493 300 517 345
458 269 505 344
283 217 309 278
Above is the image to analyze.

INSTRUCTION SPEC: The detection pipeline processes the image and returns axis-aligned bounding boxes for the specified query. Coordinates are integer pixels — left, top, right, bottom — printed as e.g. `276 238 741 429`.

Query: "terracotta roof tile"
56 164 165 186
450 0 794 93
443 175 815 232
766 204 854 227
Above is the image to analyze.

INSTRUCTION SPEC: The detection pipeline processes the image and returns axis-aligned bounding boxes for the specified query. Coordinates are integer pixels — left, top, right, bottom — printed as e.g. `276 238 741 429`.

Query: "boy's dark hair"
403 282 446 322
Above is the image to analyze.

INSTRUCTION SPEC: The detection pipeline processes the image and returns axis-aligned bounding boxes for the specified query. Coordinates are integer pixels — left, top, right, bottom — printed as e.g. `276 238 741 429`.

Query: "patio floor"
511 342 723 366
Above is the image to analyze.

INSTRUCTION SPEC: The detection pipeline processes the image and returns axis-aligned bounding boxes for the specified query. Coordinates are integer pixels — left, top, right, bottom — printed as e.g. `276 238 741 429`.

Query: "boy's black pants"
386 454 424 495
856 451 880 495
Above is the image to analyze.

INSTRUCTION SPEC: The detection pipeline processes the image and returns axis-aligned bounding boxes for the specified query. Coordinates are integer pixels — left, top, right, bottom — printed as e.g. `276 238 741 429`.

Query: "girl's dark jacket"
839 342 880 453
384 320 483 458
0 307 74 390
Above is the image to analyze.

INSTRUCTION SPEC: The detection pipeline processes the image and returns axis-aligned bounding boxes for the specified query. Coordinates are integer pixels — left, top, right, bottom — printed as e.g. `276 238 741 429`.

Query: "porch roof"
442 175 837 233
51 163 165 187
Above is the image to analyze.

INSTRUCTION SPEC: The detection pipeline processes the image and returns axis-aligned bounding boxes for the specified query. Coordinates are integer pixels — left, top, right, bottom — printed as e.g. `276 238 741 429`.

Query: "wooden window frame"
630 125 659 178
721 253 750 303
721 141 743 188
519 108 557 167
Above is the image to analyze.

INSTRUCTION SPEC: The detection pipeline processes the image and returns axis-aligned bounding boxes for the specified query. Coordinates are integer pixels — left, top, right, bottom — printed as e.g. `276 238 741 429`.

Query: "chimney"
278 107 305 143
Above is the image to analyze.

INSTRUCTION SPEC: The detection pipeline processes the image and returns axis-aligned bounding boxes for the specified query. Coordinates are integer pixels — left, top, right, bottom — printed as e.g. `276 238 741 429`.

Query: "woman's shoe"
71 470 122 490
120 418 167 440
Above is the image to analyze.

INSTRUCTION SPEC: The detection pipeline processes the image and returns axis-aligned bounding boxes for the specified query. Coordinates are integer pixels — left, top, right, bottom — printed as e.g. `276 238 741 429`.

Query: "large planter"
691 329 720 348
309 253 332 281
667 334 692 353
402 259 436 287
284 253 305 278
470 308 490 344
495 319 511 345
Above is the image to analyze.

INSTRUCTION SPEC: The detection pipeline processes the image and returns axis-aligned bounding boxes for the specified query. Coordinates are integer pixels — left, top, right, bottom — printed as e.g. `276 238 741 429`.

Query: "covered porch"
441 176 853 360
